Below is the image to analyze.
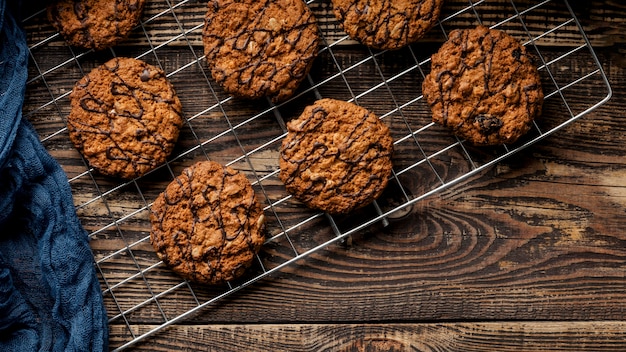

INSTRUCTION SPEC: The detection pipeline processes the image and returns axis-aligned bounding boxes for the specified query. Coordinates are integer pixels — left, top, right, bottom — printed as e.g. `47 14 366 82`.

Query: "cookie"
67 57 183 179
202 0 320 103
47 0 145 50
279 98 394 215
331 0 443 50
150 161 265 285
422 25 544 146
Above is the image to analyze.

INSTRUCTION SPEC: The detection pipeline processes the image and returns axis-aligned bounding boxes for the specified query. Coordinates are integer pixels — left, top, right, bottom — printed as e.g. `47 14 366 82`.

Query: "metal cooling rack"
22 0 611 350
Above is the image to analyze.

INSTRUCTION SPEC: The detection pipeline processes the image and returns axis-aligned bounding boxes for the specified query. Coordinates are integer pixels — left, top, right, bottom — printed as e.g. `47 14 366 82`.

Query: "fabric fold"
0 0 109 350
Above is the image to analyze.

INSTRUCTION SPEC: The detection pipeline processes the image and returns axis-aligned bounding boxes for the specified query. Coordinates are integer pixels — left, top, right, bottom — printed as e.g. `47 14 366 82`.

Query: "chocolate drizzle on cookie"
279 99 394 215
202 0 320 102
331 0 443 50
67 57 183 179
150 161 265 285
47 0 145 50
422 25 543 146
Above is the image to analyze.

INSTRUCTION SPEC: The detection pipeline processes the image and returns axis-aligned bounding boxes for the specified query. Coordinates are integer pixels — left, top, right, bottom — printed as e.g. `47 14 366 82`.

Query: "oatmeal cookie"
331 0 444 50
279 98 394 215
67 57 183 179
150 161 265 285
422 25 544 146
202 0 320 102
47 0 145 50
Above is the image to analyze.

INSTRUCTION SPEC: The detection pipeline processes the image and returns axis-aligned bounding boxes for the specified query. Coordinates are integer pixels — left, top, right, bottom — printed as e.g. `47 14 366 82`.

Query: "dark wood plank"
110 322 626 351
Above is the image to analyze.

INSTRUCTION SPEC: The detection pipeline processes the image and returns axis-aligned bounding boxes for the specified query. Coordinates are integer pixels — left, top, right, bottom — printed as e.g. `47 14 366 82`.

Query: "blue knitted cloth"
0 1 109 351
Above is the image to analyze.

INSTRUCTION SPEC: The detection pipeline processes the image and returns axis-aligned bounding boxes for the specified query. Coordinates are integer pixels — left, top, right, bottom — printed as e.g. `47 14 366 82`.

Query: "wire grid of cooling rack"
22 0 611 350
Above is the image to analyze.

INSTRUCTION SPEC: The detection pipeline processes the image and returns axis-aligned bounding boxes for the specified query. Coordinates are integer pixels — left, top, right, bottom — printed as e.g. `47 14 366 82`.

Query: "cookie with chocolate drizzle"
279 98 394 215
150 161 265 285
67 57 183 179
202 0 320 103
422 25 544 146
47 0 145 50
331 0 443 50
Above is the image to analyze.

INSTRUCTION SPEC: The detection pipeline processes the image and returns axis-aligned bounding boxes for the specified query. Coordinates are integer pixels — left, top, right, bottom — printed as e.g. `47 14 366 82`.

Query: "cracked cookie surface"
48 0 145 50
150 161 265 285
68 57 183 179
331 0 443 50
422 25 544 146
279 98 394 215
202 0 320 102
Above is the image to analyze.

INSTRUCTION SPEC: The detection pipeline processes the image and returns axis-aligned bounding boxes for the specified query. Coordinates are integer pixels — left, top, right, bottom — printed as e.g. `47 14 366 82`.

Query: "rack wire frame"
21 0 611 350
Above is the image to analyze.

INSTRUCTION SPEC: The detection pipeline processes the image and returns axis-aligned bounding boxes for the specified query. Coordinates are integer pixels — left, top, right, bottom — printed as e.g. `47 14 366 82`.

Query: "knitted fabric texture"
0 1 109 350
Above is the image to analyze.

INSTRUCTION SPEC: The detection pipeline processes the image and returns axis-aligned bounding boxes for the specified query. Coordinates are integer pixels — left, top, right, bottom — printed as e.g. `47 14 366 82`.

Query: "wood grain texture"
110 322 626 352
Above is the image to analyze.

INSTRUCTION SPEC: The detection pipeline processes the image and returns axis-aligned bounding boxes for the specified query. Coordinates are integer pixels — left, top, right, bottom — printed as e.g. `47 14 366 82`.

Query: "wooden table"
22 0 626 350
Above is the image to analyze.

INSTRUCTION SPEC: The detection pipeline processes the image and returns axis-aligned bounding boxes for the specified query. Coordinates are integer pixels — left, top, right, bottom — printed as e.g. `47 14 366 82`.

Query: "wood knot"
341 338 406 352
